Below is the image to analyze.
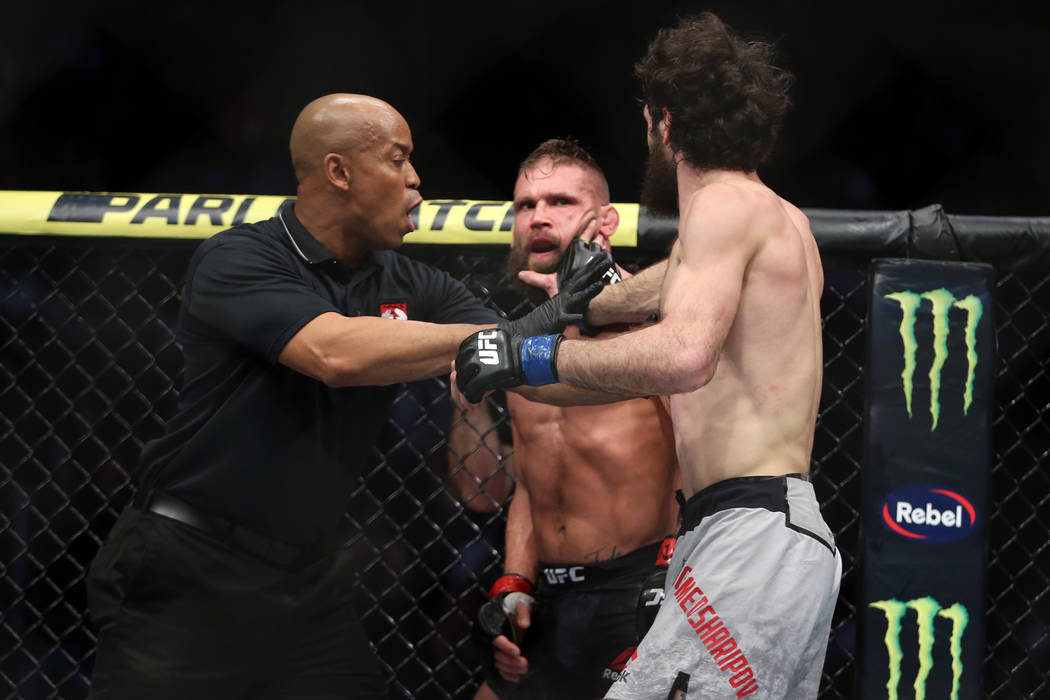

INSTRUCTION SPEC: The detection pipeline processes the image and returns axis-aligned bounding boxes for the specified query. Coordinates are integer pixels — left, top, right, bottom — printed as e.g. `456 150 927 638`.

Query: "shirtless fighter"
450 139 680 700
455 13 841 699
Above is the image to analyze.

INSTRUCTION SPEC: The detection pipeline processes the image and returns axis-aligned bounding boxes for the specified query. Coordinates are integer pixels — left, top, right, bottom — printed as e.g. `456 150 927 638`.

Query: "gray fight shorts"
606 475 841 699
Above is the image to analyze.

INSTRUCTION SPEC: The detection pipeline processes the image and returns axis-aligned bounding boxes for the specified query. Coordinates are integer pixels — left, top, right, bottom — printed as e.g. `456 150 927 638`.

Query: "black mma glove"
636 535 677 639
559 238 621 336
559 236 622 288
456 329 563 404
499 238 616 338
476 573 536 649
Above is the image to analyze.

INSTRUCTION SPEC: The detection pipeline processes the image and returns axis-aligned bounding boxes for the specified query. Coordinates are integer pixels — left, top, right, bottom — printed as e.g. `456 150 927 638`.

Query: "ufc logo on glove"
476 330 501 365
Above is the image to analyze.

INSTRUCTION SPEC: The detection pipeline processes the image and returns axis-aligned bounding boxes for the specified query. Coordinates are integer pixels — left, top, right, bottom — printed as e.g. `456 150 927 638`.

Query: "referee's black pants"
86 506 386 699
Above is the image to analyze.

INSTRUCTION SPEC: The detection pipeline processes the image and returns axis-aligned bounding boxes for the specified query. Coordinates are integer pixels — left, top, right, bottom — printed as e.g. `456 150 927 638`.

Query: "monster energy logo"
870 597 969 700
884 289 983 431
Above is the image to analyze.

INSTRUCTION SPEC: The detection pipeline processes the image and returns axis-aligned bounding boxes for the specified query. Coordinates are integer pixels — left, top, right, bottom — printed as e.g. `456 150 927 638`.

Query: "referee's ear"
324 152 352 192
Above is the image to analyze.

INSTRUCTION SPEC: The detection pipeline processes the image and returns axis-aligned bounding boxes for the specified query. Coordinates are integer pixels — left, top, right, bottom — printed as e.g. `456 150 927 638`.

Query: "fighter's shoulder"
679 185 770 254
682 182 779 230
778 197 813 237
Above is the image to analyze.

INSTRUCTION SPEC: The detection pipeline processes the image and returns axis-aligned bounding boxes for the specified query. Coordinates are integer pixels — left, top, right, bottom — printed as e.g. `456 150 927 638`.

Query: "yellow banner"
0 191 640 247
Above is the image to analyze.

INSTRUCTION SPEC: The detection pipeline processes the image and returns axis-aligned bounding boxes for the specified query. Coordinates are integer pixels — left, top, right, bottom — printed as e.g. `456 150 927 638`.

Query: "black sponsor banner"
858 259 994 700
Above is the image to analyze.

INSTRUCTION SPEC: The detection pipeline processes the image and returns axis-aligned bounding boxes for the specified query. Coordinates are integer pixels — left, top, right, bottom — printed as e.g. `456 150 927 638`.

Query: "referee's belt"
134 490 334 568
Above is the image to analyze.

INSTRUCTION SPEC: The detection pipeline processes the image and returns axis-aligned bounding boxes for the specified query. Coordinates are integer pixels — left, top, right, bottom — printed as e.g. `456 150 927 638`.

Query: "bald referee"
85 93 609 699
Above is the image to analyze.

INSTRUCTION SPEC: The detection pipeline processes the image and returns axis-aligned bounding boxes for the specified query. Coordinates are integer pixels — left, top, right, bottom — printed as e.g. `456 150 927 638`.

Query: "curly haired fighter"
456 14 841 699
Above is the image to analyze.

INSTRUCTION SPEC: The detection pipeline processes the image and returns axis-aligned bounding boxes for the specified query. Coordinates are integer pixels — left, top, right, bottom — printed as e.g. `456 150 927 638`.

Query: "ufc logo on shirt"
477 330 501 365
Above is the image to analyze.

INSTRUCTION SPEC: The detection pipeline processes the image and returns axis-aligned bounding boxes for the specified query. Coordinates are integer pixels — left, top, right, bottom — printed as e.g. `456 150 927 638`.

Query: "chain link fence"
1 216 1048 698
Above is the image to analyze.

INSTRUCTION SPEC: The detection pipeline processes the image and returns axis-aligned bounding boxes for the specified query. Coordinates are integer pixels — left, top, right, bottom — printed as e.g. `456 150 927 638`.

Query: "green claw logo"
870 597 969 700
883 290 983 431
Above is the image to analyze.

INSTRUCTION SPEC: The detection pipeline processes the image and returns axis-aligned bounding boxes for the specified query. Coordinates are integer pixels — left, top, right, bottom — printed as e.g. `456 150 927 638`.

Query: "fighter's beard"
639 145 679 217
505 245 563 304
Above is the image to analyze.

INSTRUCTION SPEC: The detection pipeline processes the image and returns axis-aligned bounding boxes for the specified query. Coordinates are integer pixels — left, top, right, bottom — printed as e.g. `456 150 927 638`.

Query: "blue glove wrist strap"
520 335 561 386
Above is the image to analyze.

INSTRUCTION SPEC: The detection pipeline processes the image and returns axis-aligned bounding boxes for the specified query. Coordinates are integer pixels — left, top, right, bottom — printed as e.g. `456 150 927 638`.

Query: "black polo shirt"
137 206 501 544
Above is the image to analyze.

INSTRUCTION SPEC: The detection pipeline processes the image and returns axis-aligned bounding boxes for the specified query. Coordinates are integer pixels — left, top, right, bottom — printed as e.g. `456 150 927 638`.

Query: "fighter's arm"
511 382 632 406
451 328 641 410
280 313 492 387
447 401 514 514
281 235 623 388
502 473 539 580
481 450 537 683
584 258 668 327
517 257 666 328
557 186 760 396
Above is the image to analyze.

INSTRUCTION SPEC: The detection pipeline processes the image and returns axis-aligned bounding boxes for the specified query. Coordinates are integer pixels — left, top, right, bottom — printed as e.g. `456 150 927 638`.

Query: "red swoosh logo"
882 503 926 539
931 489 976 525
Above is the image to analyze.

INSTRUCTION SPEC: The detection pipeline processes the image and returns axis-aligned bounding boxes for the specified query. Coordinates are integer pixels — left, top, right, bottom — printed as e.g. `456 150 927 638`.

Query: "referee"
85 94 603 699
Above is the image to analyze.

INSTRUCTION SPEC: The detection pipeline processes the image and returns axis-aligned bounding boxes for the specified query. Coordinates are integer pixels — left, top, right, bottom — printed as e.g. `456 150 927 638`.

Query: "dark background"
3 0 1048 217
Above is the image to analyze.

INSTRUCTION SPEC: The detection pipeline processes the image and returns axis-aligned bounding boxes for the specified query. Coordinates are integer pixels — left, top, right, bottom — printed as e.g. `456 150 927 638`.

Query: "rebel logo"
880 485 977 542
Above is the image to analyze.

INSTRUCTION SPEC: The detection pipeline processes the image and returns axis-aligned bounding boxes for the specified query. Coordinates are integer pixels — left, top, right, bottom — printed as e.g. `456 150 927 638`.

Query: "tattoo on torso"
582 545 623 563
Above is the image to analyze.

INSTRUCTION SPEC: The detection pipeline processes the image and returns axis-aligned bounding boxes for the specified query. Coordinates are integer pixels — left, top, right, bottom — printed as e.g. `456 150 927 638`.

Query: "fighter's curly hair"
634 12 794 172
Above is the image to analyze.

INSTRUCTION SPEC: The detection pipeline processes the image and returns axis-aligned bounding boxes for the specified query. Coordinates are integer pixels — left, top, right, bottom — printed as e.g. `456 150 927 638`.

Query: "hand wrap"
476 573 537 649
520 334 562 386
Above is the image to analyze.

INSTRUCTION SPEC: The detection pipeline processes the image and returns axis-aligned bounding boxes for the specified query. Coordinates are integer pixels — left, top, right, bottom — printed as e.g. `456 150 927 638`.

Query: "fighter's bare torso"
508 374 679 564
663 175 824 497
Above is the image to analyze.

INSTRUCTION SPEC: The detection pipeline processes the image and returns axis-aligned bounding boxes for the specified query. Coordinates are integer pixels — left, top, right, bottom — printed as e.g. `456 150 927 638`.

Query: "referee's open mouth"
405 194 423 232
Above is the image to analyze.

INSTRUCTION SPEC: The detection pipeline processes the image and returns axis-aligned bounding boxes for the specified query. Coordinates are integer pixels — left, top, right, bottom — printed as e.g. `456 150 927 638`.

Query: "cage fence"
0 206 1048 699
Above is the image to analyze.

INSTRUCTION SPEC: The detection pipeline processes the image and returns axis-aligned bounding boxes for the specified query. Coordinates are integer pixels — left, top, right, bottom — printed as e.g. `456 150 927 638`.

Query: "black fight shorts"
86 506 386 700
486 541 661 700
